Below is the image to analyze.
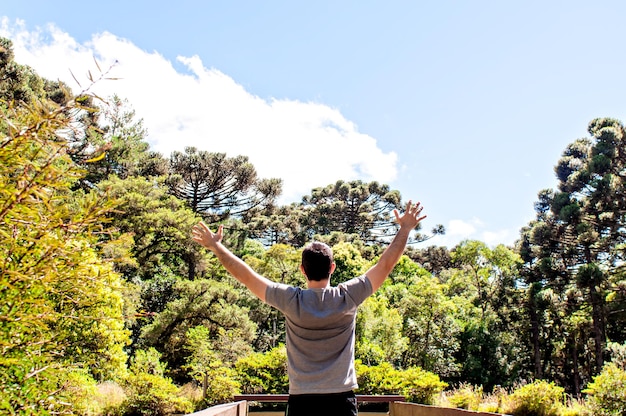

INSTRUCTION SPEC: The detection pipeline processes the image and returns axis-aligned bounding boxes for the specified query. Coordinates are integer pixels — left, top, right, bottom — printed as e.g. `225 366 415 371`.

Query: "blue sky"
3 1 626 248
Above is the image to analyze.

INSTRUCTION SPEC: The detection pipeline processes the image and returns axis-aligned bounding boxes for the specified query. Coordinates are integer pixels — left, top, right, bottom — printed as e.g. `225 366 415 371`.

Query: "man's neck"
306 278 330 289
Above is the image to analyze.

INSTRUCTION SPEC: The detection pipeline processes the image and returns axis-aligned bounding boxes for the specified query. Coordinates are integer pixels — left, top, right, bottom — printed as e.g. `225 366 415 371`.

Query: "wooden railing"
389 402 509 416
186 400 247 416
232 394 406 403
188 396 512 416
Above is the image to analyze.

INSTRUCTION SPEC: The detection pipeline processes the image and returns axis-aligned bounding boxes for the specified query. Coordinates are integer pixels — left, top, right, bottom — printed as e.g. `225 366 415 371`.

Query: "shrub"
121 372 193 416
583 363 626 416
95 381 127 415
120 348 193 416
235 345 288 394
503 380 566 416
200 367 241 406
355 361 447 405
446 384 483 410
401 366 449 404
59 369 102 415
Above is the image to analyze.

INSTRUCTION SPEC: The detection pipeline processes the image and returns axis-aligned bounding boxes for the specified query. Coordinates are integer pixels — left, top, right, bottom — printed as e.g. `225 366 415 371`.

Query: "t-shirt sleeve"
265 282 298 312
341 274 373 306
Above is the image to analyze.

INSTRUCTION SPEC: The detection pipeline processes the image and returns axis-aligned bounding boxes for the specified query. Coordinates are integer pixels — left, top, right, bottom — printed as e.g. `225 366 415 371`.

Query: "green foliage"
355 361 447 404
386 255 427 284
0 77 131 411
0 37 69 105
583 363 626 416
244 243 301 286
121 349 194 416
6 43 626 414
68 94 156 191
384 270 461 376
140 279 256 379
407 245 452 275
167 147 282 223
447 240 524 389
521 118 626 394
245 203 311 247
356 296 408 366
503 380 566 416
100 175 202 280
331 241 369 284
240 244 299 350
446 384 483 410
235 345 289 394
184 325 241 405
58 368 102 415
302 180 403 243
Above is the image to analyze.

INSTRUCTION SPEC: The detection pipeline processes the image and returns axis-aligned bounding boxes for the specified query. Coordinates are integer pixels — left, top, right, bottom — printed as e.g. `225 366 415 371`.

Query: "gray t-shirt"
264 274 373 395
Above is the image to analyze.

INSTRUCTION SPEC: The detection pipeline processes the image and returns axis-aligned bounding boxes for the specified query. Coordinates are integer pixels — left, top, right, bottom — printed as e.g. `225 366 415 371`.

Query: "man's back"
265 275 372 395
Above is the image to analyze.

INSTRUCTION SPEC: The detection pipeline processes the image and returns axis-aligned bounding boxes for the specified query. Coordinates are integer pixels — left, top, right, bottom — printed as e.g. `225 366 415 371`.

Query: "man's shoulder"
337 274 373 300
265 282 300 301
338 274 370 288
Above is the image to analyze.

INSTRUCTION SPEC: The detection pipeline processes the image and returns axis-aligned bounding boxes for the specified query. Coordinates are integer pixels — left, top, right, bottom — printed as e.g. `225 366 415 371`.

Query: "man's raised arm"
365 200 426 292
192 222 272 302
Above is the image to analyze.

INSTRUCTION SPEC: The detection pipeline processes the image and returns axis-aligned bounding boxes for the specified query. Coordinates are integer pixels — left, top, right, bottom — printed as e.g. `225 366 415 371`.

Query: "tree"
330 241 370 284
235 345 289 394
518 118 626 393
245 203 311 247
242 244 301 350
99 175 202 280
407 245 452 276
121 348 194 415
552 119 626 373
0 37 70 106
75 95 163 188
139 279 256 382
184 325 242 404
0 77 130 411
167 147 282 223
355 295 408 366
300 180 444 244
386 269 461 377
445 240 524 389
301 180 402 242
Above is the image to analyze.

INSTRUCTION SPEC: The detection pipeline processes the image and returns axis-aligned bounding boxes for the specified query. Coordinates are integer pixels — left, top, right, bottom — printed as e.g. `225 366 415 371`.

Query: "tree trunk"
528 288 542 378
589 283 606 373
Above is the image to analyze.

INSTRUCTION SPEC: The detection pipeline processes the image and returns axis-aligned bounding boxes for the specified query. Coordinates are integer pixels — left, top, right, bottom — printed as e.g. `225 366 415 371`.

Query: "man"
191 200 426 416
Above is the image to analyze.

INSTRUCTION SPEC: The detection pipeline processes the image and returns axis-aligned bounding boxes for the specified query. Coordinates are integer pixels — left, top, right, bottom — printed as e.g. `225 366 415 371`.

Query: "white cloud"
0 18 398 203
427 217 517 249
447 218 480 237
482 229 517 247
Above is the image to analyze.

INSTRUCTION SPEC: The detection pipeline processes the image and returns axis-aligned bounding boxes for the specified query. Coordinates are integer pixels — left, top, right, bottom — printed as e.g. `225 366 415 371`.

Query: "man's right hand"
192 222 224 252
394 200 427 230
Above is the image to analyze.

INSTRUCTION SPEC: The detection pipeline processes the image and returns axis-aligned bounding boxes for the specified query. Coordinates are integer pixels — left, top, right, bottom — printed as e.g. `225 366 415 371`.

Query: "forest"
1 36 625 415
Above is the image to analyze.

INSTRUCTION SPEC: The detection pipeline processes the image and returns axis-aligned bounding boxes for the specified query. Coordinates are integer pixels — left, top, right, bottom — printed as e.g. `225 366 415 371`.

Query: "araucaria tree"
518 118 626 394
167 147 282 223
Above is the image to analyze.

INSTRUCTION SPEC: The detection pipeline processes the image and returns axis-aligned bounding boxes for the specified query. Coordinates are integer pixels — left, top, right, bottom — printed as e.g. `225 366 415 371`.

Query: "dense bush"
235 345 289 394
583 363 626 416
355 361 447 404
446 383 484 410
120 349 193 416
502 380 566 416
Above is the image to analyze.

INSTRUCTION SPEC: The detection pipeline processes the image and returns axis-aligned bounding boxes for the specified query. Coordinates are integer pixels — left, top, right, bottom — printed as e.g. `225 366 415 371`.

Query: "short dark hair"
301 241 333 281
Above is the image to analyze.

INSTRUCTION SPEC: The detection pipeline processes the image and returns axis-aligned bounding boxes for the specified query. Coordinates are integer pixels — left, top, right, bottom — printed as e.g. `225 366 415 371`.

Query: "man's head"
301 241 334 281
